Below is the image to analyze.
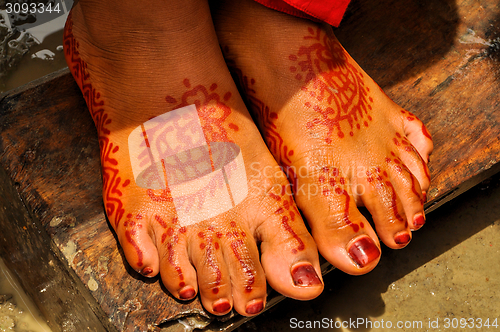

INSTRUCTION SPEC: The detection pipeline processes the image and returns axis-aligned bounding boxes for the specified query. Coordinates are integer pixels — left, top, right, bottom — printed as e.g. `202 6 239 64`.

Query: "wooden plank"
1 0 500 330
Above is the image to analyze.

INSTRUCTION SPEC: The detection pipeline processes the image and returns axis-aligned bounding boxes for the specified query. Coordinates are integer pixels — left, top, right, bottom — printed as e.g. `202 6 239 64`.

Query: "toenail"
245 300 264 315
414 215 426 228
291 263 322 287
394 232 411 245
213 299 231 314
348 237 380 268
141 267 153 276
179 286 196 300
422 192 427 202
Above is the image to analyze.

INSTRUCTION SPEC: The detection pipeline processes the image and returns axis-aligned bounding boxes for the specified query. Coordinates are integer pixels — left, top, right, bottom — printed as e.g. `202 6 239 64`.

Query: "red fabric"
253 0 350 27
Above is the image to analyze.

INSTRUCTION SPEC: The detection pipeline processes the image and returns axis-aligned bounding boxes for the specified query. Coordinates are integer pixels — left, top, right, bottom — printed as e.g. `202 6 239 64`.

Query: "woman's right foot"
64 0 323 317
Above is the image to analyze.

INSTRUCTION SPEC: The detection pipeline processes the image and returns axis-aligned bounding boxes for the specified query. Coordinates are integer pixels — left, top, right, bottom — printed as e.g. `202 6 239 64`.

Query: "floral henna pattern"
165 78 239 143
147 79 242 203
290 27 373 142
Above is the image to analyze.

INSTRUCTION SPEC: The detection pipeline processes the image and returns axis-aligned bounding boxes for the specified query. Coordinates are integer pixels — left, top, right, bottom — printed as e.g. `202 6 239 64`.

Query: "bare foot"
211 0 434 275
64 0 323 316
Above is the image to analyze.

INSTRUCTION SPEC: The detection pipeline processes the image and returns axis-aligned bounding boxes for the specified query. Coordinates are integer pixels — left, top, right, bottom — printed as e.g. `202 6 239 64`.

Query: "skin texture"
211 0 433 275
63 0 324 317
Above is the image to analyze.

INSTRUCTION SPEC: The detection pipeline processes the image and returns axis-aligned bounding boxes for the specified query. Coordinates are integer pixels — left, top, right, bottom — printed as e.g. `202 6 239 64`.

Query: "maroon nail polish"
179 287 196 300
414 215 426 228
422 192 427 203
213 300 231 313
141 267 153 276
246 300 264 315
348 237 380 268
394 233 411 245
291 264 322 286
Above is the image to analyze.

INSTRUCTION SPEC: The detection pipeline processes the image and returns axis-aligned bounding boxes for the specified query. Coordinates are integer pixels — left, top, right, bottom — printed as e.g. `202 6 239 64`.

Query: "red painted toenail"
414 215 426 228
141 267 153 276
394 233 411 245
348 237 380 268
213 300 231 313
246 300 264 315
422 192 427 202
179 286 196 300
291 263 322 287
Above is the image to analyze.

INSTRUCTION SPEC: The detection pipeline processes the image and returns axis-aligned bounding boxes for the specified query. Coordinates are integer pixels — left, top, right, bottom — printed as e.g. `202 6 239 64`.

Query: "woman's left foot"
211 0 433 275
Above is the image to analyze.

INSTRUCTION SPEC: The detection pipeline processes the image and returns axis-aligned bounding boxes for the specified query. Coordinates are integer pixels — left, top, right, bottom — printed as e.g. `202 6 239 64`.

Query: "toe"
295 170 381 275
189 226 233 315
391 130 431 197
158 226 198 301
220 221 267 317
361 167 412 249
402 110 434 163
386 156 427 231
117 214 160 277
257 184 323 300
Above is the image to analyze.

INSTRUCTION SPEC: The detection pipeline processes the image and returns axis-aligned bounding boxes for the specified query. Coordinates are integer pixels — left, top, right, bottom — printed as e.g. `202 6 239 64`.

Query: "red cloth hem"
253 0 350 27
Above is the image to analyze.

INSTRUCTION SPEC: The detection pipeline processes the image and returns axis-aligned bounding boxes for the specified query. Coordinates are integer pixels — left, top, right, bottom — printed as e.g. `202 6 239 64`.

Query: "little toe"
402 110 434 163
257 184 323 300
117 215 160 277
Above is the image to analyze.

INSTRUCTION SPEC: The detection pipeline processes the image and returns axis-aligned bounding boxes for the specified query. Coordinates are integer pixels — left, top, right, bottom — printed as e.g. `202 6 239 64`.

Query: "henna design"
400 109 417 122
290 27 373 142
63 15 127 230
366 167 406 226
122 215 145 267
165 79 238 143
318 167 364 232
138 81 248 226
197 230 222 294
224 47 298 189
421 123 432 140
387 151 423 206
269 185 305 254
392 132 431 183
153 214 188 288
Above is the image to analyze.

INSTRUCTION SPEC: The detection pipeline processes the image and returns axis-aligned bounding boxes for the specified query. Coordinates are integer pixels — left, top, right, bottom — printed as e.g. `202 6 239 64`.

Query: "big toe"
258 184 323 300
297 173 381 275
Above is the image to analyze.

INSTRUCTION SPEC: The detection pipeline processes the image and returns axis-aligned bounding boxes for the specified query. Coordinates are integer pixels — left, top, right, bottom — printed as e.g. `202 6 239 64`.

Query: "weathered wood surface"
0 0 500 331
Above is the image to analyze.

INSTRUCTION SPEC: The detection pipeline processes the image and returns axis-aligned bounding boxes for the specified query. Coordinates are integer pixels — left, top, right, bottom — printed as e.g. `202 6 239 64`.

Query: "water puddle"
0 257 52 332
